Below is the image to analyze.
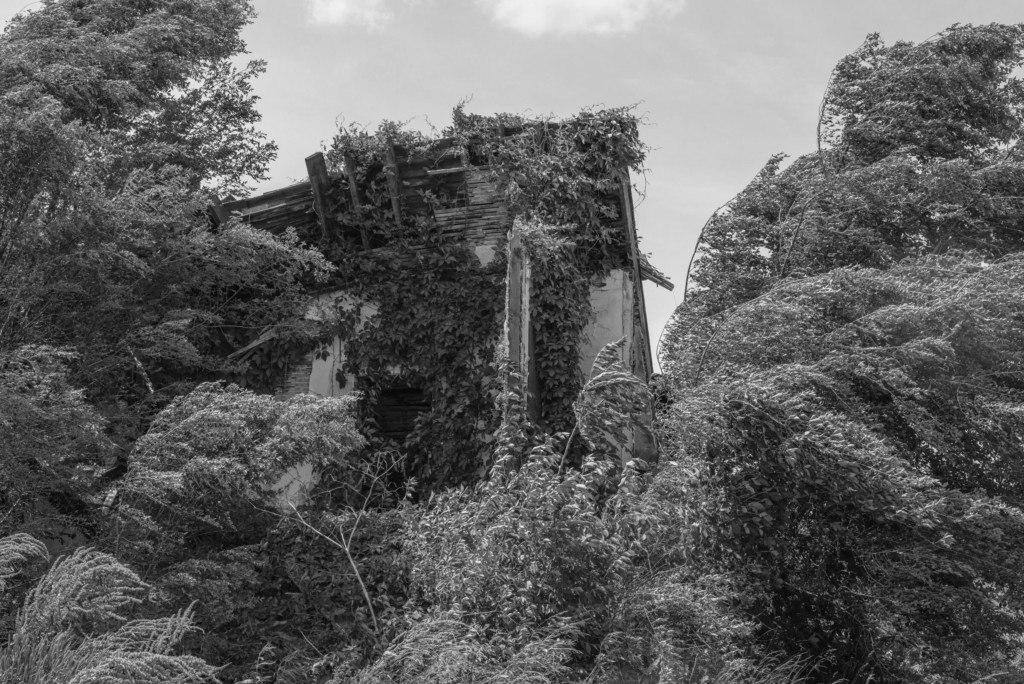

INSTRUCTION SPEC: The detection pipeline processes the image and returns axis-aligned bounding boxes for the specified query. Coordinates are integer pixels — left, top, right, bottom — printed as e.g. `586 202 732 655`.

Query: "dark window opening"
374 387 430 442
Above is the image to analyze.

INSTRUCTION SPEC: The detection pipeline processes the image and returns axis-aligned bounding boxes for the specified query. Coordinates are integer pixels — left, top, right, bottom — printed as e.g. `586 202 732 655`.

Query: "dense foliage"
0 0 327 407
0 0 329 548
663 255 1024 680
686 23 1024 314
4 5 1024 683
660 21 1024 682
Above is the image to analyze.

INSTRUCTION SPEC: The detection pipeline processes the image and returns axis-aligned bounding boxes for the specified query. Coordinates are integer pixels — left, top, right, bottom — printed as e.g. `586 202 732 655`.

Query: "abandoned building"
213 114 671 486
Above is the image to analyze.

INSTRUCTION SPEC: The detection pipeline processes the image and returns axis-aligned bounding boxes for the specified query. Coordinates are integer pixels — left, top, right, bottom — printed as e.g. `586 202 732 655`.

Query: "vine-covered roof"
214 127 672 290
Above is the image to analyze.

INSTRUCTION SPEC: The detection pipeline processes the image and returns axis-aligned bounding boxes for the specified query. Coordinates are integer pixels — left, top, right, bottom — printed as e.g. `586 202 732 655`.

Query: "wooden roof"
214 138 672 291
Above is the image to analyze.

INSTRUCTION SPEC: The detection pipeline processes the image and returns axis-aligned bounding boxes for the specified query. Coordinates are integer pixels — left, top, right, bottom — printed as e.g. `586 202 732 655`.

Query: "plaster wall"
579 269 633 379
306 291 379 397
578 268 654 467
269 290 377 507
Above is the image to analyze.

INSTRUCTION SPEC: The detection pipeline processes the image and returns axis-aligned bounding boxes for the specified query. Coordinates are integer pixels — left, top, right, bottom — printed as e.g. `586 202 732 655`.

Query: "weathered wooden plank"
342 151 362 209
620 176 653 381
278 357 315 400
399 176 438 188
247 203 313 221
248 194 313 213
244 201 314 224
222 181 311 212
341 151 371 249
305 152 336 242
233 192 312 218
435 199 500 211
434 216 507 228
503 227 535 418
433 206 501 219
400 168 430 182
432 221 504 232
506 228 524 387
250 216 317 234
639 259 674 291
425 167 471 177
432 216 504 227
240 200 282 215
437 218 505 229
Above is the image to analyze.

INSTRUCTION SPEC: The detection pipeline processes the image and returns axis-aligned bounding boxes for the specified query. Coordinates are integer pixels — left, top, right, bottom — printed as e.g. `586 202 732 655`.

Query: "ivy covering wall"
303 106 649 487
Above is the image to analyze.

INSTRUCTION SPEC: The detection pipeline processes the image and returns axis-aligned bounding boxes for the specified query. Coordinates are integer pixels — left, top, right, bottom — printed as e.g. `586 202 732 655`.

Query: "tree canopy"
685 23 1024 314
660 21 1024 682
0 3 331 668
0 0 327 409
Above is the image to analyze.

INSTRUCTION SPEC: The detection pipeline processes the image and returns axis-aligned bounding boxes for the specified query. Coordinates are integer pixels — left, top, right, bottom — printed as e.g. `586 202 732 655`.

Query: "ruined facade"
214 121 670 485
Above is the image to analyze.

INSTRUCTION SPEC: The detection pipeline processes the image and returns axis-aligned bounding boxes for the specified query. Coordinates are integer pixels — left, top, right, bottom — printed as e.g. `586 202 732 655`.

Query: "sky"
3 0 1023 366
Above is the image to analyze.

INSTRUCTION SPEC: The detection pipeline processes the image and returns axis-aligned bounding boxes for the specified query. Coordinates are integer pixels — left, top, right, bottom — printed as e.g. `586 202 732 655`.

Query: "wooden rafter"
305 152 338 243
620 176 654 381
342 150 371 249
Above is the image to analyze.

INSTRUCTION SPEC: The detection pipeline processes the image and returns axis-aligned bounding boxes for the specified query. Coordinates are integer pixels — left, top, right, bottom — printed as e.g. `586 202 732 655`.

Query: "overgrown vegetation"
660 22 1024 682
0 535 220 683
313 106 647 485
3 3 1024 682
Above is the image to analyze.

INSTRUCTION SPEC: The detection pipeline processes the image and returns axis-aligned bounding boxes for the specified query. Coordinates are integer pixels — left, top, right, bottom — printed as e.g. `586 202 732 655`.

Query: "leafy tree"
0 0 275 193
117 382 366 566
658 22 1024 682
686 23 1024 315
109 383 367 678
822 24 1024 165
0 0 329 428
0 7 338 676
0 347 112 544
662 254 1024 680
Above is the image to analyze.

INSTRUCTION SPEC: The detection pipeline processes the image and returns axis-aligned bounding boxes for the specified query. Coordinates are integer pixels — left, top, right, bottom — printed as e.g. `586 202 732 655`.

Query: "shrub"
0 535 219 684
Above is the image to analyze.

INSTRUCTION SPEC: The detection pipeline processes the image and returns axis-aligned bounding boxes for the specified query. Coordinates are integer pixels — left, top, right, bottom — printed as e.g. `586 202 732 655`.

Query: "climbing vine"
304 105 648 488
516 219 591 432
451 106 646 432
333 242 506 486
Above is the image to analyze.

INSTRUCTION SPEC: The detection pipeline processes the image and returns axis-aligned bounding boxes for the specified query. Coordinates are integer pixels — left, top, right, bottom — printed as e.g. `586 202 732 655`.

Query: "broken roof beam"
341 151 371 249
305 152 339 244
639 257 674 291
424 166 472 176
222 181 310 213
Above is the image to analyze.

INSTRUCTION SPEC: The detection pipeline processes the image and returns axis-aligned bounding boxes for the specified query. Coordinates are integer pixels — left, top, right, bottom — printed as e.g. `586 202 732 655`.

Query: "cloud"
477 0 684 37
306 0 395 29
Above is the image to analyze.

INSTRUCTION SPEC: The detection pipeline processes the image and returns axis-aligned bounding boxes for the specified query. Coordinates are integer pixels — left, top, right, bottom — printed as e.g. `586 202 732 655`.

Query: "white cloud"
477 0 684 37
306 0 395 29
